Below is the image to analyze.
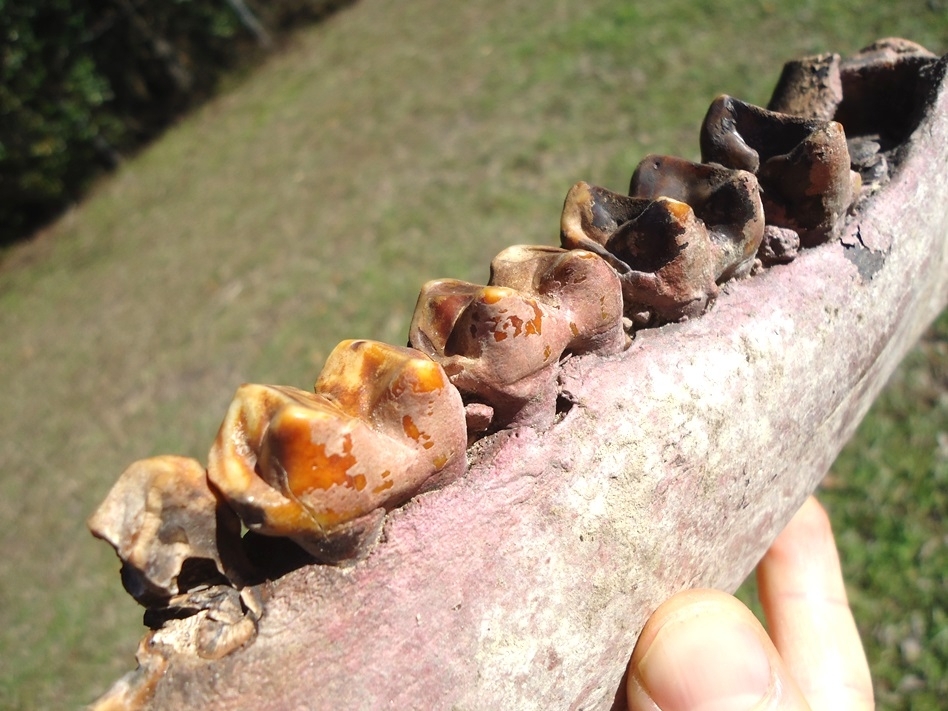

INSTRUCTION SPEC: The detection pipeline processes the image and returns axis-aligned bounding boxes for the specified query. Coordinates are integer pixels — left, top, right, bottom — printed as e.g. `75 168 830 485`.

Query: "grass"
0 0 946 707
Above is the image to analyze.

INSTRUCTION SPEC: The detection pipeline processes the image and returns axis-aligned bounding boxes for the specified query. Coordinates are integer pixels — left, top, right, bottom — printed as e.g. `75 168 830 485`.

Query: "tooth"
488 244 626 356
409 246 626 430
700 95 854 246
560 173 763 325
767 52 843 121
628 154 765 281
87 455 242 606
206 340 466 563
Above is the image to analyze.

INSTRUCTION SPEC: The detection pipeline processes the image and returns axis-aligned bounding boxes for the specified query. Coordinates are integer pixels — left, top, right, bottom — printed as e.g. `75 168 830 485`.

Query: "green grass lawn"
1 0 946 707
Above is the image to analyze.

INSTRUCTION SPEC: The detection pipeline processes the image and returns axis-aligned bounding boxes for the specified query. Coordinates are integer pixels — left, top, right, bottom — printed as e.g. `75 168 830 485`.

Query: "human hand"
626 496 874 711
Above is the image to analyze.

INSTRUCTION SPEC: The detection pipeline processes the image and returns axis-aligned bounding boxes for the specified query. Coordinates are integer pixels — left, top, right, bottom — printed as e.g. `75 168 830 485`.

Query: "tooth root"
87 455 241 606
206 342 466 562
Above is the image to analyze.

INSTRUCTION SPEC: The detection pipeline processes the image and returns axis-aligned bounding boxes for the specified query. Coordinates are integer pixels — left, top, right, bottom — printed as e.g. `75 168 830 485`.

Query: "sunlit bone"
206 340 466 563
409 246 625 431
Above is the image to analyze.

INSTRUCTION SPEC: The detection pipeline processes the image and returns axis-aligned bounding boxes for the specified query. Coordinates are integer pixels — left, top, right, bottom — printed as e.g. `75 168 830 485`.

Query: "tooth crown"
700 95 854 246
87 455 241 606
206 340 466 562
629 154 765 282
560 174 762 326
409 245 625 429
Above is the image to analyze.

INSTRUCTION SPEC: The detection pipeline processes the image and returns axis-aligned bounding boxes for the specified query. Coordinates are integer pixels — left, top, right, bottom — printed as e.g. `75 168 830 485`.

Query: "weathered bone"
700 95 856 246
409 245 625 430
89 42 948 710
206 339 466 563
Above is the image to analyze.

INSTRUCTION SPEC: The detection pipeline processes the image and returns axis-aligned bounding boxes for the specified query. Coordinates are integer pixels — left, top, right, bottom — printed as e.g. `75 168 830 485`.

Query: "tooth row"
89 40 940 627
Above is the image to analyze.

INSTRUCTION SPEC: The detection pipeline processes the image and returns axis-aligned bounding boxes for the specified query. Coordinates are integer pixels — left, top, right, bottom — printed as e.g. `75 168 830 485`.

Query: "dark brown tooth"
836 38 938 150
560 181 652 274
559 155 764 326
767 52 843 121
700 95 853 246
629 154 764 282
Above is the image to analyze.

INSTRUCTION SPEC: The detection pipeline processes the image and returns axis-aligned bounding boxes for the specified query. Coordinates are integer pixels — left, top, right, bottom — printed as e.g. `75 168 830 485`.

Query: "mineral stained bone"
206 339 466 563
409 245 625 430
88 38 948 711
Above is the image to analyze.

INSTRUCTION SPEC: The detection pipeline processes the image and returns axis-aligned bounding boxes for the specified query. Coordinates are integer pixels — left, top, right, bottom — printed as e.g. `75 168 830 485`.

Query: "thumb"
627 589 811 711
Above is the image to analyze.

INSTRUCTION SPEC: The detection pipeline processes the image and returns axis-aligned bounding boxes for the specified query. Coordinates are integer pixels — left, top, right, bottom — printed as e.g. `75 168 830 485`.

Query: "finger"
756 496 874 711
627 588 811 711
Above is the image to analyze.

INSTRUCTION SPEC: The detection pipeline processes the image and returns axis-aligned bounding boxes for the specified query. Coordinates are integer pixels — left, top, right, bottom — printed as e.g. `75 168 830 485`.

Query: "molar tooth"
87 455 244 607
560 162 764 327
700 95 853 246
488 245 626 356
206 340 466 563
836 38 938 148
628 155 765 281
767 52 843 121
410 280 559 429
409 246 626 430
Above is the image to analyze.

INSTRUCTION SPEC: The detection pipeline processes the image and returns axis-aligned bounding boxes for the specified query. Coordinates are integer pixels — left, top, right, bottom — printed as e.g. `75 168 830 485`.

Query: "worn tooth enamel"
700 95 854 246
206 340 466 563
87 455 245 607
560 167 764 326
409 246 626 430
487 245 627 356
628 155 765 281
767 52 843 121
559 181 652 274
410 279 558 429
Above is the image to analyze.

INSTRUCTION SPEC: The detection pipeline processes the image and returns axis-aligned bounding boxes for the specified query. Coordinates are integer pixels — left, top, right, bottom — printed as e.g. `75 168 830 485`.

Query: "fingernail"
631 610 774 711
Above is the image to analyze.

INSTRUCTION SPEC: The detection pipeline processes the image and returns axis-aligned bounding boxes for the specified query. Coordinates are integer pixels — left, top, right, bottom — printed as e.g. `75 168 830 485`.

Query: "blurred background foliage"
0 0 353 246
